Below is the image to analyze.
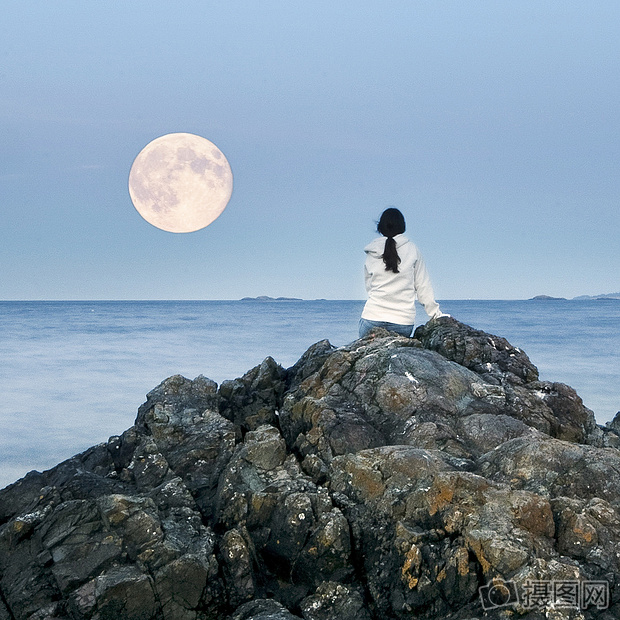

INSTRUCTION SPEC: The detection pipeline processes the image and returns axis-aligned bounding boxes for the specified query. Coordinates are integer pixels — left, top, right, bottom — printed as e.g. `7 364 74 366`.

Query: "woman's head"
377 207 406 238
377 208 405 273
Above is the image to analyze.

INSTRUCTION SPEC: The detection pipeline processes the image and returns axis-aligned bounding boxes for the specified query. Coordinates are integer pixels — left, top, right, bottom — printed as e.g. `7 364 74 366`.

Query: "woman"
359 207 445 338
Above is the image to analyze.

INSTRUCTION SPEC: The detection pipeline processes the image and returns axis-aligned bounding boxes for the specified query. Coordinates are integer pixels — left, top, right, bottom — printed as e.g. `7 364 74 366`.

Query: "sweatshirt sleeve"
364 262 372 293
413 253 441 319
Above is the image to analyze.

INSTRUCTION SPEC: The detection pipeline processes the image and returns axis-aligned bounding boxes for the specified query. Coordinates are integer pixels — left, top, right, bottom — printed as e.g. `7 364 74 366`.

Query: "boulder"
219 357 287 434
215 423 352 608
414 316 539 385
0 318 618 619
300 581 370 620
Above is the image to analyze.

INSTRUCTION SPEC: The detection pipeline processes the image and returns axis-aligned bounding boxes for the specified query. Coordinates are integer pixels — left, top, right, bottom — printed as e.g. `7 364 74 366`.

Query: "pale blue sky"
2 1 619 300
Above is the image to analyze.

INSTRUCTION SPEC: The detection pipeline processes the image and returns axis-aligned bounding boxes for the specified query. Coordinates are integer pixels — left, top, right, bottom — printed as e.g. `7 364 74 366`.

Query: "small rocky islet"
1 317 619 619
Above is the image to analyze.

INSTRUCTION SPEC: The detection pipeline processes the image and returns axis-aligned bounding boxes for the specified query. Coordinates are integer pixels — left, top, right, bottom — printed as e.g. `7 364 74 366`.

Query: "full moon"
128 133 233 233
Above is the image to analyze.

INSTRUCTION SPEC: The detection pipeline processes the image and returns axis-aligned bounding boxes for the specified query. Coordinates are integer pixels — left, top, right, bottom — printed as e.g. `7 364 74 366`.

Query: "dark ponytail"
377 208 406 273
382 237 400 273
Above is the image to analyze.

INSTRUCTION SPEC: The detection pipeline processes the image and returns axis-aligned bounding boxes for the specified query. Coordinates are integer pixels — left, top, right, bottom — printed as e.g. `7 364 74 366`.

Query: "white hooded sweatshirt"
361 233 441 325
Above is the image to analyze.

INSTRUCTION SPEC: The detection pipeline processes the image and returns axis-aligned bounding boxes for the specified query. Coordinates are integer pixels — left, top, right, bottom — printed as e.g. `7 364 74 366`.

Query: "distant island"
573 292 620 300
529 292 620 301
240 296 304 301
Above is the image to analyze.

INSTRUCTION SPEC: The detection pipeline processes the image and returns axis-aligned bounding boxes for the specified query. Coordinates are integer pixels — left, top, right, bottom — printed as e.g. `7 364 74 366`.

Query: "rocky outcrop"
1 317 619 619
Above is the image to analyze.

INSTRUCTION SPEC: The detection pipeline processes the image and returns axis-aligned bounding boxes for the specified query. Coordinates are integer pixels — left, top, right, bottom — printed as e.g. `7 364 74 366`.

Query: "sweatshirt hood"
364 233 409 257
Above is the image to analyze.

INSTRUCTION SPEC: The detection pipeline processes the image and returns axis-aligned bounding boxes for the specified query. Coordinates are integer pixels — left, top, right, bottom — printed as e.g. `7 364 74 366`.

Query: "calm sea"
1 299 618 489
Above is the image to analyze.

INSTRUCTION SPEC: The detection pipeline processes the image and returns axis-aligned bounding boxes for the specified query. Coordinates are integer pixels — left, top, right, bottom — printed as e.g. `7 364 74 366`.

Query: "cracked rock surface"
1 317 619 619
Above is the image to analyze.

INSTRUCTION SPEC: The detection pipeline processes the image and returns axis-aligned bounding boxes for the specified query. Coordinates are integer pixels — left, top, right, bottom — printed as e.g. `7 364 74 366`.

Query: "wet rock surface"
1 317 619 619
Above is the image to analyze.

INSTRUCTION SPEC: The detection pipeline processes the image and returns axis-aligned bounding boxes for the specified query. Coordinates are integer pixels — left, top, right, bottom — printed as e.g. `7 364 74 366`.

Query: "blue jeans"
359 317 414 338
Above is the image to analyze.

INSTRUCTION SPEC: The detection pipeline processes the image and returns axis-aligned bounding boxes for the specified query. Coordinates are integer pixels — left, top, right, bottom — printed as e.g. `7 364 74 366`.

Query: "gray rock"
279 331 556 466
0 375 229 619
134 374 236 522
285 339 336 392
300 581 370 620
328 446 538 617
0 598 10 620
231 599 302 620
608 410 620 433
219 357 287 433
70 565 157 619
528 381 599 443
135 373 219 432
215 424 352 608
477 435 620 505
414 316 540 385
1 318 618 619
220 527 256 608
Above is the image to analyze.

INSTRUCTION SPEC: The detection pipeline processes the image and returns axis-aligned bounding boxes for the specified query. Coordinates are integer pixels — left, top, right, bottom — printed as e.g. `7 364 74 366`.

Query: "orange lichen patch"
299 398 321 420
401 544 422 589
348 464 385 500
455 546 470 577
467 539 492 574
574 525 594 543
300 374 329 398
312 353 352 393
514 495 555 538
250 492 277 523
436 567 447 582
572 515 597 544
427 480 455 516
287 398 313 425
301 352 352 397
443 509 465 535
11 519 30 535
250 494 266 512
404 575 419 589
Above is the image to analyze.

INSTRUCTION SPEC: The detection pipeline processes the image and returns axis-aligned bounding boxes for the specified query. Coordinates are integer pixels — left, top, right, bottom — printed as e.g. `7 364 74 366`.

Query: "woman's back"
359 207 443 337
363 233 420 324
